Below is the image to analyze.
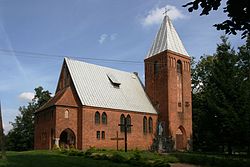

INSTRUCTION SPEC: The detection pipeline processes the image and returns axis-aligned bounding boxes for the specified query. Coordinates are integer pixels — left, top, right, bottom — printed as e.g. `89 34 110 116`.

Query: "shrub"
110 152 127 163
84 147 96 157
52 144 60 151
90 153 109 160
67 149 84 156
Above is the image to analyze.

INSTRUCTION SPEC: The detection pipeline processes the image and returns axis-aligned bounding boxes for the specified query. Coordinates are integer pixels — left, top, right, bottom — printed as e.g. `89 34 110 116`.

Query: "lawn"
1 150 250 167
0 150 133 167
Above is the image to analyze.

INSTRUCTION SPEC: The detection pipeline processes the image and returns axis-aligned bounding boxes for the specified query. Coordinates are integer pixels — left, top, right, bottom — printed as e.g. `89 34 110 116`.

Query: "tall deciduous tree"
237 36 250 153
205 36 239 154
192 36 250 154
6 86 51 151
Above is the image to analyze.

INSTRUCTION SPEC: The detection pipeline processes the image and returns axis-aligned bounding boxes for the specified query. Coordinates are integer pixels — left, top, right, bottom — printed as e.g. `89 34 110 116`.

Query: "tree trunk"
247 143 250 156
228 142 232 155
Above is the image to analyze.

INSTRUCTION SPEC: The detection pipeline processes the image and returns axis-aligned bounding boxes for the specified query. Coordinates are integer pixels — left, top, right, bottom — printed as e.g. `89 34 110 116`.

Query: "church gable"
55 87 79 107
56 60 71 93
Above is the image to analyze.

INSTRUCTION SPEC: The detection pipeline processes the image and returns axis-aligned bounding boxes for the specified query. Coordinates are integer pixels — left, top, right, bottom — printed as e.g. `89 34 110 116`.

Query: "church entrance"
175 126 187 150
59 128 76 148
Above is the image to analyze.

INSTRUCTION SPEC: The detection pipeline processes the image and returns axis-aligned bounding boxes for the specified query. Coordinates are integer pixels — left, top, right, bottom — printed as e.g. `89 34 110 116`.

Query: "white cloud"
142 5 185 26
98 33 118 44
18 92 34 102
110 33 117 41
98 34 108 44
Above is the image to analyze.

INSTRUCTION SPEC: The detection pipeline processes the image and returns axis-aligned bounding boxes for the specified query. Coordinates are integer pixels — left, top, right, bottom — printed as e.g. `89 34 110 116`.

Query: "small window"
126 115 131 133
95 112 100 124
102 112 107 124
120 114 125 132
143 116 147 134
177 60 182 74
154 61 159 74
101 131 105 139
96 131 100 140
149 117 153 133
64 110 69 119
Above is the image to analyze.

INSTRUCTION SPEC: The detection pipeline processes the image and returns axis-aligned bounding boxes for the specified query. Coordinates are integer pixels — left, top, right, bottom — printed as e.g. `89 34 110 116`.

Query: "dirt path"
170 163 202 167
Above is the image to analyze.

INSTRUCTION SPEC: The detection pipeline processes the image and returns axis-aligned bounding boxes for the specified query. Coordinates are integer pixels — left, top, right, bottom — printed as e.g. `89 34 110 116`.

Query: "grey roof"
146 16 189 58
65 58 157 114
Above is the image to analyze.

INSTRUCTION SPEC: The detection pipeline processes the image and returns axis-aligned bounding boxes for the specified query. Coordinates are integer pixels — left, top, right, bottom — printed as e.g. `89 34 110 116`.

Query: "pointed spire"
146 15 189 59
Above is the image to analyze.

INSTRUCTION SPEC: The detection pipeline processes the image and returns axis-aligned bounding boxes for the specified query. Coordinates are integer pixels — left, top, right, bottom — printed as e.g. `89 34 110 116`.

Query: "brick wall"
34 107 55 149
82 106 157 150
145 50 192 150
35 84 158 150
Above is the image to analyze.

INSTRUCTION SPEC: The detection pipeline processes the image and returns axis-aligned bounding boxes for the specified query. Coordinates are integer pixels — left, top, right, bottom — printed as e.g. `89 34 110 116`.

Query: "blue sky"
0 0 245 132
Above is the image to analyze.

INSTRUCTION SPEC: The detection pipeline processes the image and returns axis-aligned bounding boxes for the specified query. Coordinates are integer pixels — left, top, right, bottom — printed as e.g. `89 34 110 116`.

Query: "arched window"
177 60 183 112
143 116 147 134
120 114 125 132
177 60 182 74
64 110 69 119
149 117 153 133
95 111 100 124
154 61 159 74
102 112 107 124
126 115 131 133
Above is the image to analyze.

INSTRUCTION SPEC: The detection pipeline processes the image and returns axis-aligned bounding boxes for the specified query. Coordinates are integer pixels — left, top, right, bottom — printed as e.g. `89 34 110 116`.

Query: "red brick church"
34 16 192 151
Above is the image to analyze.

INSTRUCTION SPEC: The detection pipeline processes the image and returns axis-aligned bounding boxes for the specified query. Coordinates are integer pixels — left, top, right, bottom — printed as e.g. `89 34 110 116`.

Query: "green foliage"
60 149 176 167
192 36 250 154
183 0 249 38
84 147 96 157
6 86 51 151
110 152 127 163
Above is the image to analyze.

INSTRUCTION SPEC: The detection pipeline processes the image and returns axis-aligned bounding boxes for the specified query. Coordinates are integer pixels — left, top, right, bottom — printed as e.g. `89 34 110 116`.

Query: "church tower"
144 16 192 150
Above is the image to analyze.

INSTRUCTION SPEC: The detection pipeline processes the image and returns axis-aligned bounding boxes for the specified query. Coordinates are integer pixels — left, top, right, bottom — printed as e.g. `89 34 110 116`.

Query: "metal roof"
146 16 189 58
65 58 157 114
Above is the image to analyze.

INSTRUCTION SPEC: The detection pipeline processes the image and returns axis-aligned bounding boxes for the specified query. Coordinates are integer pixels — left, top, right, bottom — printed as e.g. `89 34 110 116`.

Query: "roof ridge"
65 57 138 75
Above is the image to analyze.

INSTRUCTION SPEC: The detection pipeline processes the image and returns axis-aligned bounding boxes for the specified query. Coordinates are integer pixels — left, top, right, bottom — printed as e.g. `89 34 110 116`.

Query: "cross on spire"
163 7 170 16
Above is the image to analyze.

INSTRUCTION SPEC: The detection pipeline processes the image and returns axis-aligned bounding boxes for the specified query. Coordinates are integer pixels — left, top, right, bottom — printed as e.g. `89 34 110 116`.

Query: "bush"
110 152 127 163
84 147 96 157
67 149 84 156
90 153 109 160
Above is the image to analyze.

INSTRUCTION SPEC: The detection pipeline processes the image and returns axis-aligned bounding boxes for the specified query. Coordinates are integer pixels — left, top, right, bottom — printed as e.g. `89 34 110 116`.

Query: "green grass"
1 150 250 167
0 150 134 167
171 152 250 167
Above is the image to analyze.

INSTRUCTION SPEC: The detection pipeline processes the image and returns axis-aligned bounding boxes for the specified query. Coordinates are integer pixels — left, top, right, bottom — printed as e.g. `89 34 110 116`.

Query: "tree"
183 0 249 38
205 36 240 154
191 55 222 151
6 86 51 151
237 36 250 153
191 36 250 154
